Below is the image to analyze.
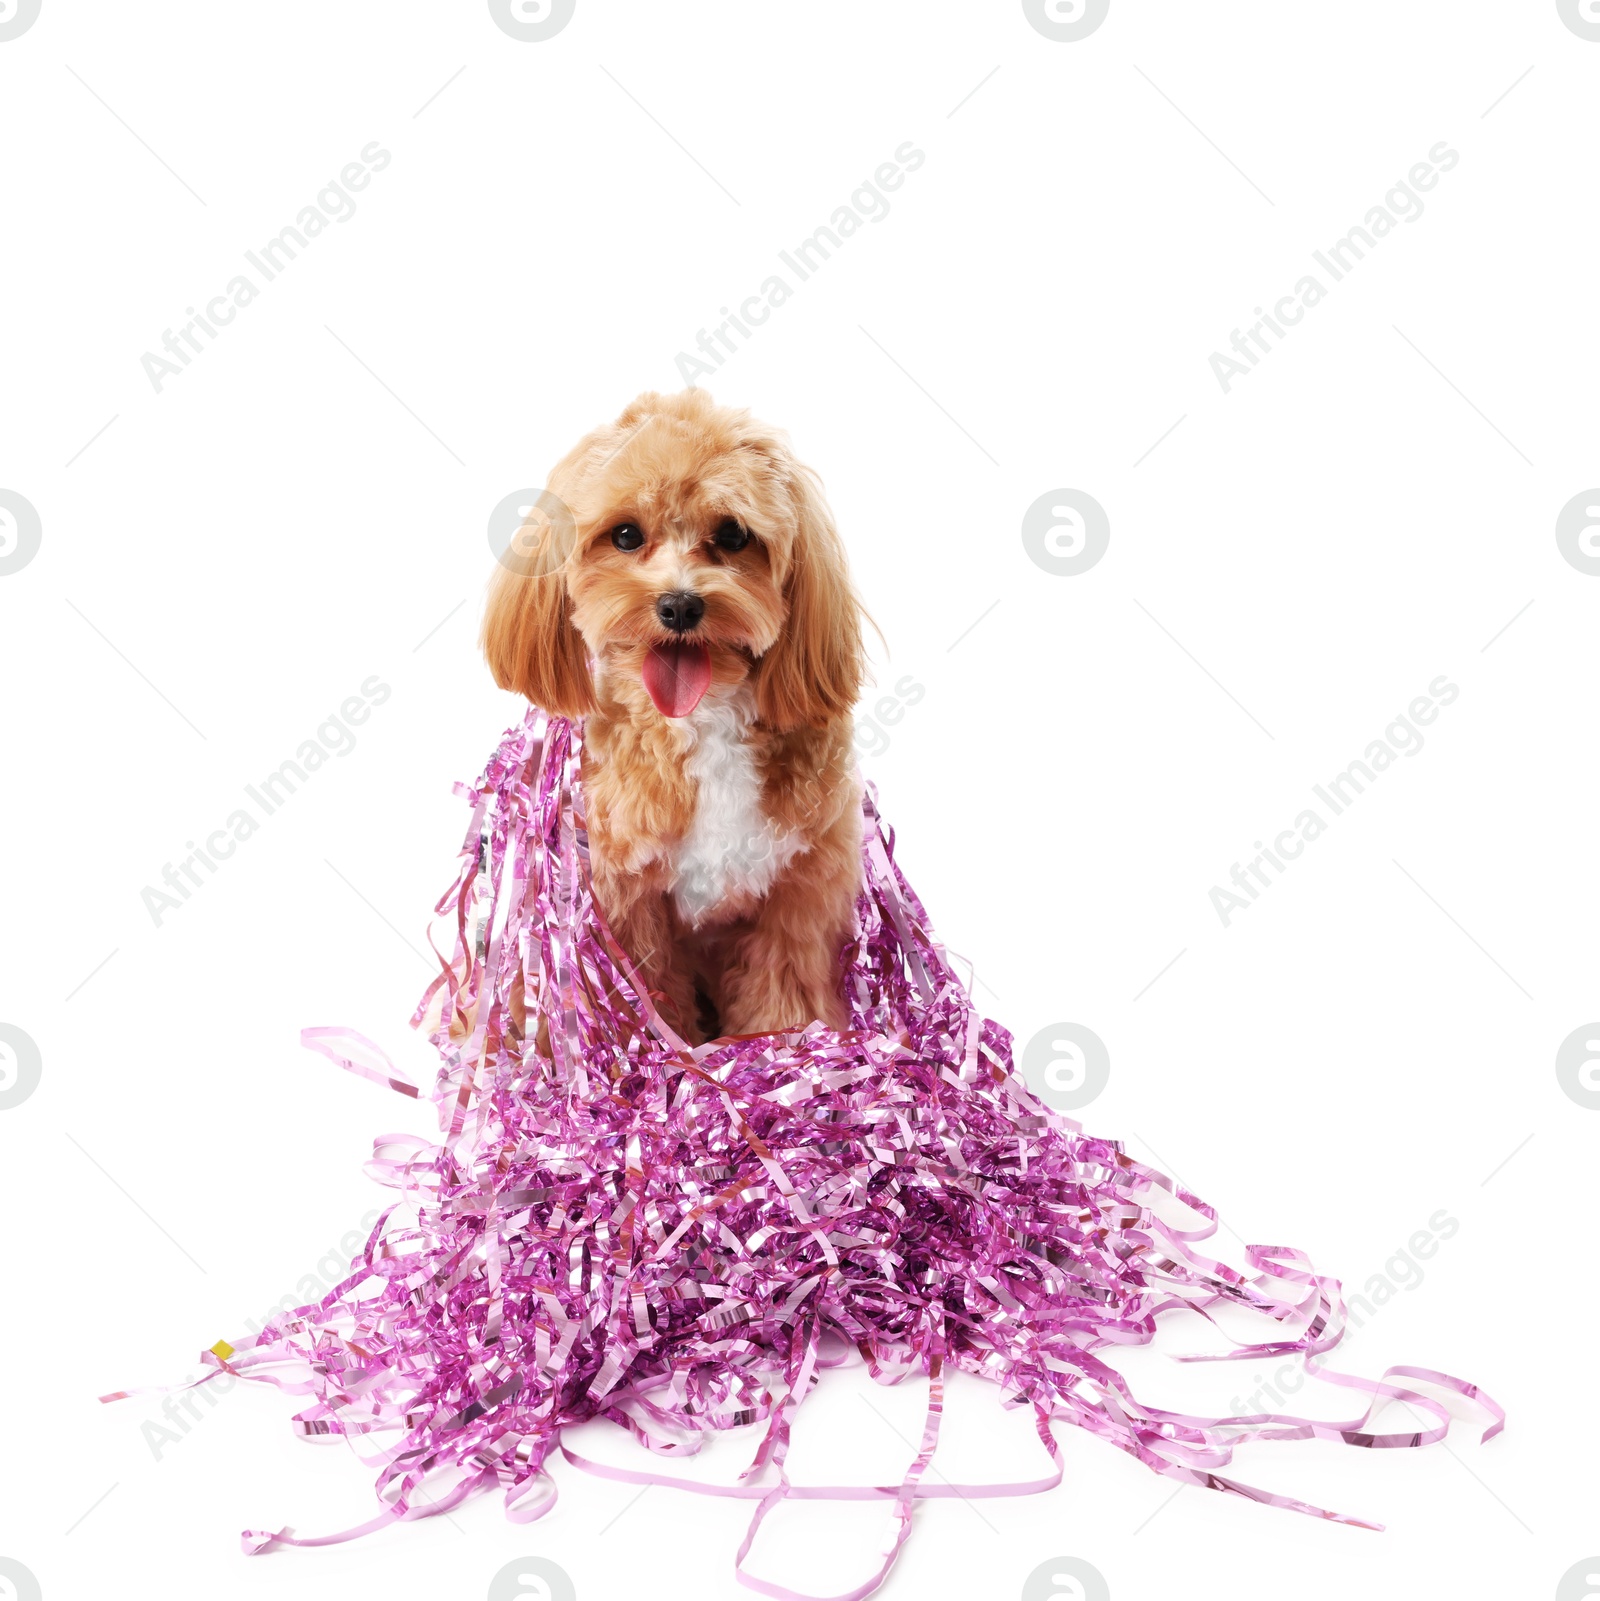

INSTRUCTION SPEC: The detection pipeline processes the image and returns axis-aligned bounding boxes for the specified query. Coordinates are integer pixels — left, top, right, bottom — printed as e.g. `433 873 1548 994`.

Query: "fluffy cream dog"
482 389 865 1043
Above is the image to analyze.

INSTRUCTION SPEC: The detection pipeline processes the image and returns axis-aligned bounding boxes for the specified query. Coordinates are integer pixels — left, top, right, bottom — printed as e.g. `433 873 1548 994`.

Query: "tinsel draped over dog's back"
140 708 1499 1601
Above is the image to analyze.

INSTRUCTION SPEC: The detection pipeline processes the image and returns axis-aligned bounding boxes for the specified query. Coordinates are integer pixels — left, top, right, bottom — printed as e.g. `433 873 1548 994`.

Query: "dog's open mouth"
641 639 712 718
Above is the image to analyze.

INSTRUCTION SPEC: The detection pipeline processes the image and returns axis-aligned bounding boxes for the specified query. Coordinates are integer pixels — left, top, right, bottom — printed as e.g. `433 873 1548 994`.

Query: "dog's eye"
609 523 645 552
713 519 751 552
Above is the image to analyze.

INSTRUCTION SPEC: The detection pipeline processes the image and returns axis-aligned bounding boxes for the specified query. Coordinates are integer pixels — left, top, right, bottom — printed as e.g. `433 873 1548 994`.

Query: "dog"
482 389 866 1044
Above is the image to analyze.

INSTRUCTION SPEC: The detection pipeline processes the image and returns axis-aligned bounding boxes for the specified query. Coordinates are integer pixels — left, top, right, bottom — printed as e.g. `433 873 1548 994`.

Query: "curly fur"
482 389 865 1041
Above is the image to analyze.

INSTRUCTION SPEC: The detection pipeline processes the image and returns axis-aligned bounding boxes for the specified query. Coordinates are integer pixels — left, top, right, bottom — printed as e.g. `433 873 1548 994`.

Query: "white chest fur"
669 687 803 926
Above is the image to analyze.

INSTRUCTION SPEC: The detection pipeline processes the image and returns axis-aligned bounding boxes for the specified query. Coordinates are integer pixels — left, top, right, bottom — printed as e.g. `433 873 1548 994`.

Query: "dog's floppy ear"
481 492 596 718
753 466 863 732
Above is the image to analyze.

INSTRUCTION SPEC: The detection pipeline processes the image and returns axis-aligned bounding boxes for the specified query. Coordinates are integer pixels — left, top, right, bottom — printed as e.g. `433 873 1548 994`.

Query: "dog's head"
483 389 863 730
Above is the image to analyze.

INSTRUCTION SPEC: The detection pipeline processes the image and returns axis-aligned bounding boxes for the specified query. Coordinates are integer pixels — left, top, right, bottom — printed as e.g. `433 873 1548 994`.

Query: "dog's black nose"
655 590 705 632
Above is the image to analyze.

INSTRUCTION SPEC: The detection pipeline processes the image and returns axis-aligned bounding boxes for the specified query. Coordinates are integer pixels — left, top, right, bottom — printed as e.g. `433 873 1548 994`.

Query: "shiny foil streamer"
113 708 1502 1600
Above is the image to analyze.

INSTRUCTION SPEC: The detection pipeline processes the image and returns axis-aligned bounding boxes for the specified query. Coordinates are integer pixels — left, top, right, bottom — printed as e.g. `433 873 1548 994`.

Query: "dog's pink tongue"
642 641 712 718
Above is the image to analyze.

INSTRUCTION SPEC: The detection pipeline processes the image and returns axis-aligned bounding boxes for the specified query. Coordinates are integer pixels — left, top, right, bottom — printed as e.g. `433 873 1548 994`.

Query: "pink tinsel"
135 709 1500 1599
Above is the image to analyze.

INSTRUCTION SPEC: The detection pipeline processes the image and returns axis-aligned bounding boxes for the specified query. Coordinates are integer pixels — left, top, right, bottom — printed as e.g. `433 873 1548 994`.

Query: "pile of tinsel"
112 708 1501 1600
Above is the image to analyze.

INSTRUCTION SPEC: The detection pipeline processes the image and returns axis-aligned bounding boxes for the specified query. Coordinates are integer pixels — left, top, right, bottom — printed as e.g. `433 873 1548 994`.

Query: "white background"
1 3 1596 1599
